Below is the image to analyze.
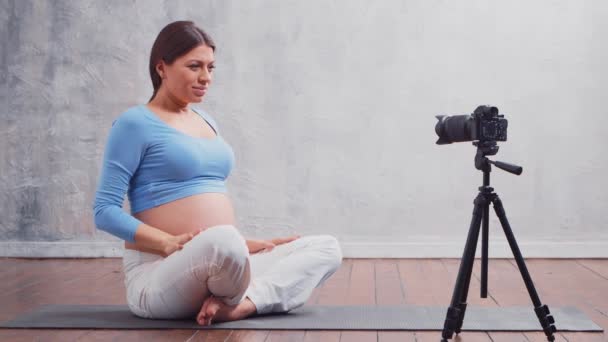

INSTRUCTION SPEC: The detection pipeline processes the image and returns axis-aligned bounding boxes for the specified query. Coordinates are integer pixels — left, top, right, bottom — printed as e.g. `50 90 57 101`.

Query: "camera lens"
435 114 474 145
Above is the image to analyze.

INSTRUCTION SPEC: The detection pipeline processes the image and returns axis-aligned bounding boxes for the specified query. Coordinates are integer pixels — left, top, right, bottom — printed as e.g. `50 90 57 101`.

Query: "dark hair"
148 21 215 102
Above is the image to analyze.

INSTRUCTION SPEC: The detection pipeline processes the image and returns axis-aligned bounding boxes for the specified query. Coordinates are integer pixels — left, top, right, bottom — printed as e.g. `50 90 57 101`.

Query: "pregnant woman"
92 20 342 326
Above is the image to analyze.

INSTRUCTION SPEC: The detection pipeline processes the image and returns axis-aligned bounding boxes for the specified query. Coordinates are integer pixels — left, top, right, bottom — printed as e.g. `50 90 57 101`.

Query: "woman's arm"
92 111 149 243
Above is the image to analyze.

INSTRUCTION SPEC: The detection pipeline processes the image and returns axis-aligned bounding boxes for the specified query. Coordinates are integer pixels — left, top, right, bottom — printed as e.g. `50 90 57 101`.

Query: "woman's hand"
270 235 300 246
161 229 203 257
246 239 275 254
246 235 301 254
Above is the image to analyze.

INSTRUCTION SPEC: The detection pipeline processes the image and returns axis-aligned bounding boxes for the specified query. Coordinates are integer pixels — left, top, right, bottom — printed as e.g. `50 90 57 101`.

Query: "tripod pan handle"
492 160 523 175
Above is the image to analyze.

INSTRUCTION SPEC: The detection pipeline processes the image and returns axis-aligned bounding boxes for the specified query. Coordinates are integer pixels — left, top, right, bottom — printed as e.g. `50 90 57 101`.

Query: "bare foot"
196 296 257 326
197 296 222 326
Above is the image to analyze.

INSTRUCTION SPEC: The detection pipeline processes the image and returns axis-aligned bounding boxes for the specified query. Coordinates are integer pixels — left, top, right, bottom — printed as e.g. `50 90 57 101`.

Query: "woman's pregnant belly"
125 193 237 251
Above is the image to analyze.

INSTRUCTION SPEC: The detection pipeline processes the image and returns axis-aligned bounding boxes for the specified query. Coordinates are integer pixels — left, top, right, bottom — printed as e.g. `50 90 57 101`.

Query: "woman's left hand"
269 235 300 246
246 235 301 254
246 239 275 254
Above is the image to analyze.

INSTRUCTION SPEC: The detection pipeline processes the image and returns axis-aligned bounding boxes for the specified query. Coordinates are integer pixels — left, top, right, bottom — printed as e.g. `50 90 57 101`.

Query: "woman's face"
156 44 215 104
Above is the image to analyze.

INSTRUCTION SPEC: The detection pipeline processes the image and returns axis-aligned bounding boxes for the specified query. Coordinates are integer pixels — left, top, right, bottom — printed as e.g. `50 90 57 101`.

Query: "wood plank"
418 259 453 305
0 258 25 281
225 329 269 342
314 259 353 305
415 331 491 341
578 259 608 280
0 259 101 298
397 259 444 341
486 332 529 341
346 259 375 305
377 330 416 342
340 259 377 342
397 259 435 305
375 259 416 342
339 331 376 342
523 331 568 342
0 329 89 342
554 332 605 342
188 329 233 341
1 259 119 321
265 330 306 342
303 330 341 342
20 259 117 300
375 259 404 305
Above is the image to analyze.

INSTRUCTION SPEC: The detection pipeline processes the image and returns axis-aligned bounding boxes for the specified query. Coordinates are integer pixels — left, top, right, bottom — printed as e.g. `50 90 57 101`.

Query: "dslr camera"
435 105 508 145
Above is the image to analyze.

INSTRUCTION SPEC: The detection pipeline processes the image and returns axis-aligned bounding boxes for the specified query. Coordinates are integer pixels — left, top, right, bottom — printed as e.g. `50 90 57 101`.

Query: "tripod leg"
441 194 485 341
455 197 491 334
492 195 557 342
481 202 489 298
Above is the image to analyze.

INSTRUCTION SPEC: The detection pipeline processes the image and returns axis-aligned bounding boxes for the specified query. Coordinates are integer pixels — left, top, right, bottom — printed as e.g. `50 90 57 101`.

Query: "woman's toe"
197 296 221 325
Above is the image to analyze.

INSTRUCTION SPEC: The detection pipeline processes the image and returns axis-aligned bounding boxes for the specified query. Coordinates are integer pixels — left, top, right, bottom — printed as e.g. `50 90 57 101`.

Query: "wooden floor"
0 258 606 342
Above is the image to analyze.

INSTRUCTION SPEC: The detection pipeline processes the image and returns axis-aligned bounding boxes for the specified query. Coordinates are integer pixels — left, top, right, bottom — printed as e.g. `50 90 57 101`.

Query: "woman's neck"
149 88 189 114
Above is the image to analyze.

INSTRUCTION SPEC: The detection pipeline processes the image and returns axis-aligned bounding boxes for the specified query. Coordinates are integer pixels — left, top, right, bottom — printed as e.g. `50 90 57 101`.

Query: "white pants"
123 225 343 319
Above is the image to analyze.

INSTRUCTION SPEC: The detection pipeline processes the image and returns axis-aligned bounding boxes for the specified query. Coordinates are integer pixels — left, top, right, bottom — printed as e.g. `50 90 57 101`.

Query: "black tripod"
440 142 557 341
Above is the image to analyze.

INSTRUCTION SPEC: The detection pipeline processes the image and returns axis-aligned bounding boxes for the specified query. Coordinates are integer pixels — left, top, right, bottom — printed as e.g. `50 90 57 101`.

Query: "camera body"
435 105 508 145
472 106 508 143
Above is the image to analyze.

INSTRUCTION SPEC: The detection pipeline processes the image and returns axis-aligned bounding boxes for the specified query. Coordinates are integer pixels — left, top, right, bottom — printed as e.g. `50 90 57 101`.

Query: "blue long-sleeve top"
92 104 235 242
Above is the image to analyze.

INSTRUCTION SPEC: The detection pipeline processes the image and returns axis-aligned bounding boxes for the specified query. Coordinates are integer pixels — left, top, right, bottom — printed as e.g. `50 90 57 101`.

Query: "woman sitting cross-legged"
92 20 342 325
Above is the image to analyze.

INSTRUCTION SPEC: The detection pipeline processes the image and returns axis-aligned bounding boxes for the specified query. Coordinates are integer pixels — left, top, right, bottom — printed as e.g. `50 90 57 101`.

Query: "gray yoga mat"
0 305 602 331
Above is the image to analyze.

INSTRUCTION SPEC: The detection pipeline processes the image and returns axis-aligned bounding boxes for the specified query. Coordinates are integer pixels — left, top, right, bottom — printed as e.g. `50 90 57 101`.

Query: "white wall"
2 0 607 257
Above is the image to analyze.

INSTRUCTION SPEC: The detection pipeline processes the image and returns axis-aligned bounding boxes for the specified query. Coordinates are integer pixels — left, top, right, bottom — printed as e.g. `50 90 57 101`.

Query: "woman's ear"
156 62 166 79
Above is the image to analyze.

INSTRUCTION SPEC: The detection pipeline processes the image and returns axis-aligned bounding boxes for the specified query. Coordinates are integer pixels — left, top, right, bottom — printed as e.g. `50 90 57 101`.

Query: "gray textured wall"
2 0 607 257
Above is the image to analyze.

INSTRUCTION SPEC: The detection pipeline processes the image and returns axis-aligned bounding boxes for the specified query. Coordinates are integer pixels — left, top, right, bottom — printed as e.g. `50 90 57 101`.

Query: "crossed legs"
123 225 342 324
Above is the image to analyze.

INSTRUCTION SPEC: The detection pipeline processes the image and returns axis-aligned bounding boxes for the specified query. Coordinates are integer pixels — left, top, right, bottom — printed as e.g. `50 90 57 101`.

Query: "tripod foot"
535 304 557 341
441 304 466 341
455 303 467 333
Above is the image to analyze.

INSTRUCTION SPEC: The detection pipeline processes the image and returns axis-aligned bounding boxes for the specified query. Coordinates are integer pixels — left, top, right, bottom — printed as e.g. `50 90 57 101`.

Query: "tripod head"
473 141 523 176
